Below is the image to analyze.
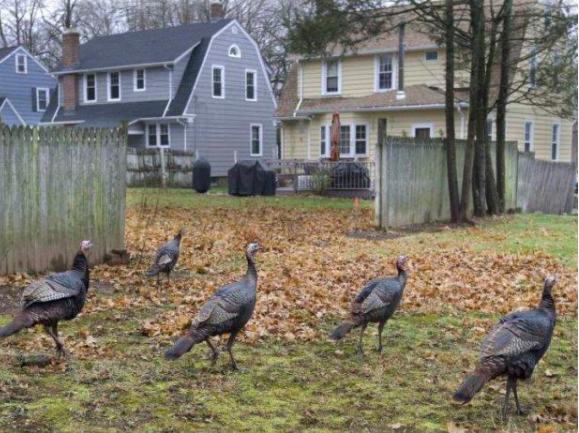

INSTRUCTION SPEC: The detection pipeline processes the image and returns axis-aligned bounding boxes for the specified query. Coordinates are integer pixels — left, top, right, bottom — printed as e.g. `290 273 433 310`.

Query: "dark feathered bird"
330 255 409 355
146 229 183 286
165 242 260 370
453 276 557 416
0 240 93 358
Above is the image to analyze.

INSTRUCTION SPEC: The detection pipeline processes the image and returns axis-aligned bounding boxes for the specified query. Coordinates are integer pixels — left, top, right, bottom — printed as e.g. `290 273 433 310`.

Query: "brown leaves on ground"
78 203 577 345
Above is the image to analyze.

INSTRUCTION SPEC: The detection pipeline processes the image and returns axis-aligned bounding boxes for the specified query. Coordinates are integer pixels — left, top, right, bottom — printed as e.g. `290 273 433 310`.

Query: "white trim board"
0 46 52 75
0 97 26 125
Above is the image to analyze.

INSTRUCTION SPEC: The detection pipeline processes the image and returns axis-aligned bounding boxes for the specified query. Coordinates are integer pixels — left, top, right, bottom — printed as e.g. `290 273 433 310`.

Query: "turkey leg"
225 331 239 370
376 320 386 353
502 376 514 417
512 378 525 415
206 338 219 365
45 323 66 359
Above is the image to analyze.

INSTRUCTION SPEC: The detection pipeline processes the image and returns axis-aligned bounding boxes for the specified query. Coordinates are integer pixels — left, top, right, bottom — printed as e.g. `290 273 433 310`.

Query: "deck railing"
264 159 375 192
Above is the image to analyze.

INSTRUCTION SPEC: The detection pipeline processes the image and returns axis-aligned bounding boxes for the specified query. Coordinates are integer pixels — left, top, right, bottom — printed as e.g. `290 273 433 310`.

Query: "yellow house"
275 13 574 163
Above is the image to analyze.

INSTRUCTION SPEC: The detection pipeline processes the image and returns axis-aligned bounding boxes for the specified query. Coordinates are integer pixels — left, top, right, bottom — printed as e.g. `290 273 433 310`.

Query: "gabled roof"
42 99 169 127
0 46 19 62
54 19 232 73
0 96 26 125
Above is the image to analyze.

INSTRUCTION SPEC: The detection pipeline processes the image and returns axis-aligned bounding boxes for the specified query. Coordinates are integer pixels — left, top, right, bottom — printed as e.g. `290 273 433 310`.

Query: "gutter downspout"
457 104 466 139
293 60 304 117
162 64 173 117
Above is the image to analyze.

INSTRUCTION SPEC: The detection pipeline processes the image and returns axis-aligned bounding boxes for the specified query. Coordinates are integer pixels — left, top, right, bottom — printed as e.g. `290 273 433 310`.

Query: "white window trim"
211 65 225 99
245 68 257 102
134 69 146 92
321 59 341 96
146 123 171 148
36 87 50 112
411 123 434 138
425 50 439 61
523 120 535 151
320 124 330 158
228 44 241 58
336 123 370 157
250 123 263 157
374 54 397 92
84 73 97 103
107 71 121 101
15 54 27 74
551 122 560 160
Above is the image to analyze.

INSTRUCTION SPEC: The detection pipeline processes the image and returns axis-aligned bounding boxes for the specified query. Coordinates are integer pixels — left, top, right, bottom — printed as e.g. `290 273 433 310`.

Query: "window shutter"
31 88 37 112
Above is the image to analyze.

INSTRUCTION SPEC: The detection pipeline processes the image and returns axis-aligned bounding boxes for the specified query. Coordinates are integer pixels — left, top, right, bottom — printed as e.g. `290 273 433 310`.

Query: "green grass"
0 311 575 433
127 187 374 210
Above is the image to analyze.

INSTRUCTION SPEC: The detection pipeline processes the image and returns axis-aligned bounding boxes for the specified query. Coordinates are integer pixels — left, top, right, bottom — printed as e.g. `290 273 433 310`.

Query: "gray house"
0 46 56 125
41 4 277 176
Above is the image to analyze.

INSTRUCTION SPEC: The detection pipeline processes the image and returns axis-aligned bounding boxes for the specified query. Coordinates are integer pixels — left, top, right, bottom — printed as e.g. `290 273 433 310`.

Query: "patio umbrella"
330 112 341 161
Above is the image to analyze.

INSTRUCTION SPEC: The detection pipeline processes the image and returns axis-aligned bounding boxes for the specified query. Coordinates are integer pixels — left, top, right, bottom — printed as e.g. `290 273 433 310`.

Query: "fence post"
159 147 167 188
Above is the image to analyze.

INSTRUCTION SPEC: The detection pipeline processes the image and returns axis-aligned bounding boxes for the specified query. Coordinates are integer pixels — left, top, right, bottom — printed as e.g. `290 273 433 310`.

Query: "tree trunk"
445 0 460 223
496 0 513 213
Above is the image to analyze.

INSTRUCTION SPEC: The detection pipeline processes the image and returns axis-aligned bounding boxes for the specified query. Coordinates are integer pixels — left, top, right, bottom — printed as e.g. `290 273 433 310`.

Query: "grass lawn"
0 189 576 433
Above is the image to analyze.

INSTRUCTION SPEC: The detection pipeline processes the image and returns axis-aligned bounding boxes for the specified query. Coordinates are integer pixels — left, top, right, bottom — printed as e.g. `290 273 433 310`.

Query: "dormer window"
228 45 241 58
15 54 27 74
322 59 341 95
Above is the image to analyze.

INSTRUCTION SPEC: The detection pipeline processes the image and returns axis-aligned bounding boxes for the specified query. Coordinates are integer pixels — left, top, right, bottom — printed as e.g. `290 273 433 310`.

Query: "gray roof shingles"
54 20 231 72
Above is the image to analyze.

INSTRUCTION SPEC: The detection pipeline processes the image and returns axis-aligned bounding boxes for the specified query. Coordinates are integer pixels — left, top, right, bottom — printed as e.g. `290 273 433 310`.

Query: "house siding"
0 49 56 125
185 22 276 176
0 101 23 125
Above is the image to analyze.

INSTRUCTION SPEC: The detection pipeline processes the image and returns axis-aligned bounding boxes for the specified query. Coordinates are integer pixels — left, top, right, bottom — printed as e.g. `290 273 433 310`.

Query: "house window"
524 121 534 152
134 69 146 91
147 123 170 148
320 125 328 157
212 66 224 98
228 45 241 58
15 54 27 73
412 124 433 139
323 60 340 94
108 71 121 101
85 74 96 102
551 124 560 160
36 88 49 111
355 125 367 155
339 125 351 155
425 51 438 61
250 124 262 156
485 120 493 142
245 70 256 101
529 47 538 87
376 54 394 90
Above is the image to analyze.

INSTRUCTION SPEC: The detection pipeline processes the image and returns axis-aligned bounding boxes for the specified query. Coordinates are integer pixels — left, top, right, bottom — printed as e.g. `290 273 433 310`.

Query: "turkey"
146 228 184 286
453 276 557 416
165 242 260 370
330 255 409 355
0 240 93 358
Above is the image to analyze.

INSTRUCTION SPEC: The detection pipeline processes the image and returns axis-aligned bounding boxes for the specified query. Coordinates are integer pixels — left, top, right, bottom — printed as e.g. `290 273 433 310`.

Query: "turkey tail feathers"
453 369 491 404
0 313 34 338
164 329 208 360
146 265 161 277
329 322 355 341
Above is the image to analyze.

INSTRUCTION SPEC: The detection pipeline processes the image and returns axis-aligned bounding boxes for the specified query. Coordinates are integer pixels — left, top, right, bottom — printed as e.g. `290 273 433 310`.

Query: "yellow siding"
404 51 445 88
505 103 573 162
281 120 309 159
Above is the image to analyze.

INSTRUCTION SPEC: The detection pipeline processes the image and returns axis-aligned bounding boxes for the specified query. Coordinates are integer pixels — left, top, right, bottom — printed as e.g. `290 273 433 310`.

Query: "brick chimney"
210 1 225 21
62 29 80 111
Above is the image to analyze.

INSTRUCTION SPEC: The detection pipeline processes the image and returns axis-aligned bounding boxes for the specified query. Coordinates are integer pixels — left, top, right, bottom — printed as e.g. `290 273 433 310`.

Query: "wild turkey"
165 242 260 370
146 229 184 286
453 276 557 416
330 255 409 355
0 240 93 358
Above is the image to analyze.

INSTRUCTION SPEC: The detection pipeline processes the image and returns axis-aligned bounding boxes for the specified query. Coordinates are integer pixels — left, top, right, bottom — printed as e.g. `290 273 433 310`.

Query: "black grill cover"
262 170 277 196
228 160 266 196
193 157 211 193
330 162 370 189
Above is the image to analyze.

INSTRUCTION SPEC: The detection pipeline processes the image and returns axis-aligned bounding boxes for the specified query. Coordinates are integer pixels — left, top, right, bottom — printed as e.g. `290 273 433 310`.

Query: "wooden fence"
375 137 520 228
517 152 576 214
0 126 127 274
126 148 194 188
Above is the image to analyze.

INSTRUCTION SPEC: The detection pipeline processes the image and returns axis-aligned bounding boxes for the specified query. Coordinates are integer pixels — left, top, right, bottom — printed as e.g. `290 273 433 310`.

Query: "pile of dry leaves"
84 203 576 344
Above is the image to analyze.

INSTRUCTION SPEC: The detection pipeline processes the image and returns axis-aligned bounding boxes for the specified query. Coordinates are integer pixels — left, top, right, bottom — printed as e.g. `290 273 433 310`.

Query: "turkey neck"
396 267 407 288
245 252 258 283
539 287 555 313
72 251 90 290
